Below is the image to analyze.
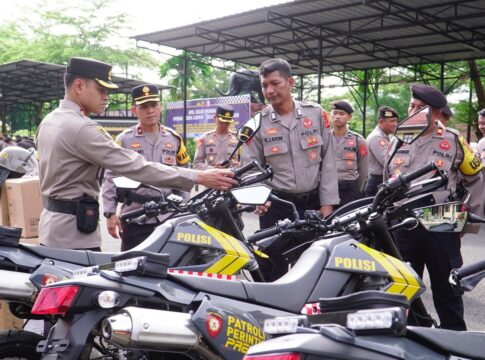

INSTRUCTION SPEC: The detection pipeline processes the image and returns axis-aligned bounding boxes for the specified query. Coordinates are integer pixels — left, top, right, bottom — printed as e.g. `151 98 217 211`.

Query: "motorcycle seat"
243 245 327 313
407 326 485 360
170 245 327 313
20 245 113 266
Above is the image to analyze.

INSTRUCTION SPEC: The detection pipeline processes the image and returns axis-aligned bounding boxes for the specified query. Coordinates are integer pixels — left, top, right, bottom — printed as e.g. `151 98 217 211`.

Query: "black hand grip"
453 260 485 280
247 226 281 243
120 207 146 221
233 160 258 177
401 163 437 185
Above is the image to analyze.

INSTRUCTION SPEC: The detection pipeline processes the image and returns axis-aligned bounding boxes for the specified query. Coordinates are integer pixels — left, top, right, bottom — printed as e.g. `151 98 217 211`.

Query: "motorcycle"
244 203 485 360
0 113 270 321
23 161 446 360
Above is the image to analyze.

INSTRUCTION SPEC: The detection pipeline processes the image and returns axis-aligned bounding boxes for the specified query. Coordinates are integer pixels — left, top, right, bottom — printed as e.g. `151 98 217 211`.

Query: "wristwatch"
103 212 114 219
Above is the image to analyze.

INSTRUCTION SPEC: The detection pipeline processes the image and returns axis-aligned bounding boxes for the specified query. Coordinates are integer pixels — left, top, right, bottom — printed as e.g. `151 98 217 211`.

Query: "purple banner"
165 95 251 138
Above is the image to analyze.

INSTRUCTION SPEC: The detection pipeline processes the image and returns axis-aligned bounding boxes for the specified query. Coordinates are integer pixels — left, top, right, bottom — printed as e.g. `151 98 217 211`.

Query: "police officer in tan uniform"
386 84 485 330
364 106 398 197
330 100 368 206
35 57 236 250
102 84 191 250
193 105 240 169
241 58 339 230
477 109 485 165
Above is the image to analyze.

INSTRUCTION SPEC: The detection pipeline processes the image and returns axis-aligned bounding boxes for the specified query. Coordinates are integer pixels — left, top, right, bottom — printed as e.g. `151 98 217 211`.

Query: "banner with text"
165 95 251 138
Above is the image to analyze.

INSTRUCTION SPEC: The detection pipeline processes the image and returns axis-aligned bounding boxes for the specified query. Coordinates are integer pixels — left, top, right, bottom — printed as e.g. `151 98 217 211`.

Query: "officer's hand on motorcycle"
255 201 271 216
319 205 333 217
197 168 237 191
107 214 123 239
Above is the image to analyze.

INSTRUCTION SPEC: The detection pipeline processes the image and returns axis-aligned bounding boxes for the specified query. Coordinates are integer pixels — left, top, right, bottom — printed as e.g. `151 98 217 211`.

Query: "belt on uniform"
338 179 359 191
127 193 161 204
272 188 318 203
42 196 78 215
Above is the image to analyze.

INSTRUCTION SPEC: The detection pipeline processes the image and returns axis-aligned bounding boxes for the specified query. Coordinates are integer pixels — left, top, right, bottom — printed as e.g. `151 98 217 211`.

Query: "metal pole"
363 70 368 137
440 63 445 92
467 78 472 143
183 54 188 145
317 38 323 104
299 75 304 101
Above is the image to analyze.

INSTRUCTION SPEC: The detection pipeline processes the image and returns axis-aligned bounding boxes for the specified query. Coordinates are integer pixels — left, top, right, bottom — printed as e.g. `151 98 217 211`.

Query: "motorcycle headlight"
97 291 120 309
346 307 406 335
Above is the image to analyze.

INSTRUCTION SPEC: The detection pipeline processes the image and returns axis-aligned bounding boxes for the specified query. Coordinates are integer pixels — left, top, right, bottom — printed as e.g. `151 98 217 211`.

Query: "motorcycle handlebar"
247 226 282 243
233 160 258 178
451 260 485 281
119 207 147 221
392 162 438 189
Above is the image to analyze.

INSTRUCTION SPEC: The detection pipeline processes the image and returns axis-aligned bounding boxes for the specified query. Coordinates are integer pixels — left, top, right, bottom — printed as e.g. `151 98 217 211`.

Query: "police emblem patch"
271 146 281 153
131 143 141 149
303 118 313 129
267 128 279 135
439 140 451 150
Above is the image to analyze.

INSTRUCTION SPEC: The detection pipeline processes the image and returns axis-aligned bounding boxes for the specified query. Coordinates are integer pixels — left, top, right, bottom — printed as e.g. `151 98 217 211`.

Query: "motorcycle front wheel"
0 330 43 360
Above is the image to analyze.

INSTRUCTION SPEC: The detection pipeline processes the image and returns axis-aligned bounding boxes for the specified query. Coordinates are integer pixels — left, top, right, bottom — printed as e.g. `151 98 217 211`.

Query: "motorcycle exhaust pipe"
102 307 199 349
0 269 35 301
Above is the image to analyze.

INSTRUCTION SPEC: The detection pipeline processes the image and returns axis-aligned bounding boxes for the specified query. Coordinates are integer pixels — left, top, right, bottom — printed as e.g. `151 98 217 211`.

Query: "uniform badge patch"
303 118 313 129
378 139 387 147
436 127 444 136
165 142 173 148
322 111 330 128
267 128 279 135
271 146 281 153
164 157 174 164
131 143 141 149
348 140 355 147
307 136 318 146
439 140 451 150
208 139 215 145
309 149 318 161
206 312 223 339
436 159 444 167
359 144 368 156
393 157 404 165
209 155 214 161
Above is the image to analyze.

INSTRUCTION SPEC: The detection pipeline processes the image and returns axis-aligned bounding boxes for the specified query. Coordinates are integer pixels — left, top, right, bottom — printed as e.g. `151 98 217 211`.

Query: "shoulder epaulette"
299 100 319 108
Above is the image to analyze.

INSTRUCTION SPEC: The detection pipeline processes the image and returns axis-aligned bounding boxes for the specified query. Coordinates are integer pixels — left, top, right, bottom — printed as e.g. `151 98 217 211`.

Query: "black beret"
66 57 118 89
331 100 353 114
131 84 160 105
410 84 447 108
378 106 399 119
441 105 453 117
215 105 235 123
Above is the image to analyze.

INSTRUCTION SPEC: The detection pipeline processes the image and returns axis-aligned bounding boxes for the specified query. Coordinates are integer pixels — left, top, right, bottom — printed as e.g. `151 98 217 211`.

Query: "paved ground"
99 205 485 331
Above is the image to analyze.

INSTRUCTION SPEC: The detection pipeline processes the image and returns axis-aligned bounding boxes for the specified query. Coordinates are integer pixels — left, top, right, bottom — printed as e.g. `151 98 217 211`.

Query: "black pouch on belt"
76 194 99 233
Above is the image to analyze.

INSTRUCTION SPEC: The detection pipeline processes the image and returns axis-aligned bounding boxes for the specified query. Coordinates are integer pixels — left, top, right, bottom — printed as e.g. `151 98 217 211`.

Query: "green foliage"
185 138 196 161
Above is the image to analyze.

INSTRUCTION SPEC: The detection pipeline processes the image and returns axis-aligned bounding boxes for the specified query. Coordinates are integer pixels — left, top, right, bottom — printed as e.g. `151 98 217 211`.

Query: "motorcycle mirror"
230 184 271 205
393 106 430 144
112 177 141 190
221 112 263 167
413 202 469 233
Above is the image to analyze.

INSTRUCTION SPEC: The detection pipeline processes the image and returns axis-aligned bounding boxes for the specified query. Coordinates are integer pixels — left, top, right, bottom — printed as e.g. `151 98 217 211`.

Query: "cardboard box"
0 183 9 226
0 300 23 330
6 177 43 238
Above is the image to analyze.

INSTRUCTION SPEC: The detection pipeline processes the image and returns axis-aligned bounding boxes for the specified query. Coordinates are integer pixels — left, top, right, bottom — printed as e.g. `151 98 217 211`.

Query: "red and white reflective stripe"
301 303 321 315
168 269 236 280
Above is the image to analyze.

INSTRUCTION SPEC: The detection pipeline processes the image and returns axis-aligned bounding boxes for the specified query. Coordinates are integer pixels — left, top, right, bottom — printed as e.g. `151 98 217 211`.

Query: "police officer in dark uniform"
387 84 485 330
330 100 368 207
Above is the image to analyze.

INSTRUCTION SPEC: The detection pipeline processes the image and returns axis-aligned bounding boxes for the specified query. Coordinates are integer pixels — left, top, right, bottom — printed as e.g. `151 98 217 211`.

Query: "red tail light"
32 285 80 316
243 353 301 360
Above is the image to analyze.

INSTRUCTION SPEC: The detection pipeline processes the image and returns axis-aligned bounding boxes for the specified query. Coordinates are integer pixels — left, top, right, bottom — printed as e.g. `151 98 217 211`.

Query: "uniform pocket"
343 151 357 170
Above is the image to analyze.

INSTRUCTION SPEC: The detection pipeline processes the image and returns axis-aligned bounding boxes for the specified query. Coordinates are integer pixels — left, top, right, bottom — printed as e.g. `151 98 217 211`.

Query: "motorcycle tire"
0 330 44 360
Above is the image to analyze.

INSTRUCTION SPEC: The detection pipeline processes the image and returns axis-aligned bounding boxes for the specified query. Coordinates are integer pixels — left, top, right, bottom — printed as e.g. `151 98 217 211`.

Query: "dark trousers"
259 192 320 229
120 222 157 251
337 180 361 208
364 174 383 197
394 227 466 330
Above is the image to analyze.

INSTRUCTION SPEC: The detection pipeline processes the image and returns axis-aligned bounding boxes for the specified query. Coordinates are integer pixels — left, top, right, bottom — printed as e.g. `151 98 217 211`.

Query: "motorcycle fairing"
168 220 252 275
191 295 292 359
326 241 424 302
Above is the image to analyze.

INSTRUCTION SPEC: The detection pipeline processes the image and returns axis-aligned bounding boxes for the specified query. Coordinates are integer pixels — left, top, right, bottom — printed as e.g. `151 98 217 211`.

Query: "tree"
0 0 159 130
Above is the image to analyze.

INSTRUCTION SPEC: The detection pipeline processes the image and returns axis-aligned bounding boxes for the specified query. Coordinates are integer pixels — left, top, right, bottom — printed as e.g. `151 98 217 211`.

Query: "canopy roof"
0 60 170 106
134 0 485 75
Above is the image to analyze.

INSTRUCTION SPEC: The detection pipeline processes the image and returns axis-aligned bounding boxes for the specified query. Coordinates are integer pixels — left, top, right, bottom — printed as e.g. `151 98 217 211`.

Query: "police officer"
35 57 236 250
193 105 240 169
386 84 485 330
441 105 453 126
364 106 398 197
102 84 190 250
477 109 485 165
241 58 339 229
330 100 368 206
